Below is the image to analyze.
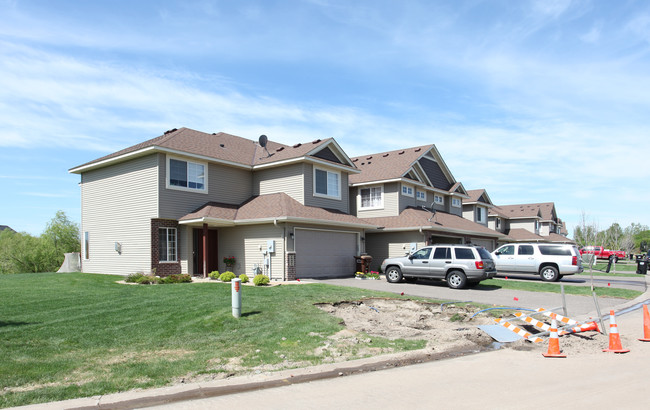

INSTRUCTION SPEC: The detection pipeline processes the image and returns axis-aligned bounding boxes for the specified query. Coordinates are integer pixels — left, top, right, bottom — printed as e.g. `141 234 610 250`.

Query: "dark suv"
380 244 497 289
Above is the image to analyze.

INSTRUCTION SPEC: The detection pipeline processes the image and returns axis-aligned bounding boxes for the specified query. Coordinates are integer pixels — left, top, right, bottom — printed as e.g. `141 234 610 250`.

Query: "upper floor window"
476 207 486 222
434 195 444 205
401 185 414 197
451 198 461 207
496 218 501 229
360 186 383 209
314 168 340 199
168 157 207 192
416 190 426 201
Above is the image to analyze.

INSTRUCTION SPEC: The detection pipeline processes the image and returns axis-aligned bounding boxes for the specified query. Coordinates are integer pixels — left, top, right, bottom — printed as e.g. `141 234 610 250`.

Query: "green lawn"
0 273 425 408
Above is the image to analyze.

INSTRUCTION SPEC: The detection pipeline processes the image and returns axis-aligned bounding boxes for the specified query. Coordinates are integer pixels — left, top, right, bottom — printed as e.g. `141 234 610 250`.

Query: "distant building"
0 225 16 233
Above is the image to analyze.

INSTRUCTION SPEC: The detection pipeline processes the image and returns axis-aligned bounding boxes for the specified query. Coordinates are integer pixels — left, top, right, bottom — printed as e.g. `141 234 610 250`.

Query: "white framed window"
496 218 501 229
167 156 207 193
159 227 177 262
360 186 383 209
434 194 444 205
416 190 426 201
314 167 341 199
401 184 414 197
476 207 486 222
451 197 461 208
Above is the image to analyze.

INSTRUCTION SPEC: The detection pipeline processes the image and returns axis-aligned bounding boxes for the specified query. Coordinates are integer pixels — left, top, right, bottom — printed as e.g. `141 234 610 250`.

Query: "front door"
193 228 219 276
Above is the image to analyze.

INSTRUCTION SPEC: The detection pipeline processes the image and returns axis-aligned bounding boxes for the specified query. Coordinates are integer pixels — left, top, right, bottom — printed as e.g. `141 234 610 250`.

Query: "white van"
491 243 583 282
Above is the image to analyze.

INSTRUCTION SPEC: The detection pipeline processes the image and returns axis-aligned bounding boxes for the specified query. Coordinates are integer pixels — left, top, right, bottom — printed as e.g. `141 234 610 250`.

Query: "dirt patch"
316 298 496 352
316 298 607 356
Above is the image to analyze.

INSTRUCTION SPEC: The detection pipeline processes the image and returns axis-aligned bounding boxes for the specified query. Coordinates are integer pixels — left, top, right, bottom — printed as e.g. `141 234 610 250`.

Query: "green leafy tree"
0 211 79 273
42 210 80 269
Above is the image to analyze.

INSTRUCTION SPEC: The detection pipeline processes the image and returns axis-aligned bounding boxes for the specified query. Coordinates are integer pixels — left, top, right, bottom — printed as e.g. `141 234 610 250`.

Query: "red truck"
579 246 626 261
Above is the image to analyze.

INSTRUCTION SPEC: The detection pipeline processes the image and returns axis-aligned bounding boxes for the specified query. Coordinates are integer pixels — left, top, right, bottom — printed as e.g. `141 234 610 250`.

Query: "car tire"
540 266 559 282
446 270 467 289
385 267 403 283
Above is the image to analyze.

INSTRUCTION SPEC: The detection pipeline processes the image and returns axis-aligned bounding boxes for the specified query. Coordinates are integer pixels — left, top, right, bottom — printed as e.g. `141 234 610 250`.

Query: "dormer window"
452 198 461 207
314 167 341 200
434 194 444 205
401 184 414 197
416 190 426 201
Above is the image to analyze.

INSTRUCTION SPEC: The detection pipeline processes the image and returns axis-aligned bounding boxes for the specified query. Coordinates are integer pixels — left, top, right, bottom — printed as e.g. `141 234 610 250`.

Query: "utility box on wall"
267 240 275 253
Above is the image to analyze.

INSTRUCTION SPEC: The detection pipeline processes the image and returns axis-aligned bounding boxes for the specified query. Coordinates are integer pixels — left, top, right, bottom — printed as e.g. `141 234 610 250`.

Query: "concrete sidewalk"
14 277 650 410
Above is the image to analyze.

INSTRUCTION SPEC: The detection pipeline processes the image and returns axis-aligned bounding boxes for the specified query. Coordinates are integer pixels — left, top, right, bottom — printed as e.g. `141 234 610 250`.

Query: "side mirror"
494 251 501 256
408 254 414 260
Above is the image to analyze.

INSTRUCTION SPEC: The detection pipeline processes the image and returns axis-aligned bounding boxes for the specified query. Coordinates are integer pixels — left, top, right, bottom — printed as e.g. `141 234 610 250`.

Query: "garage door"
295 230 357 278
471 238 494 251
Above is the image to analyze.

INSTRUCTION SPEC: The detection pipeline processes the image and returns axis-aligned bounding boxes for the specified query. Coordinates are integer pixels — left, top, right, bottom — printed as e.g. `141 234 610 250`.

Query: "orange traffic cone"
603 310 630 353
542 317 566 358
639 304 650 342
567 321 600 334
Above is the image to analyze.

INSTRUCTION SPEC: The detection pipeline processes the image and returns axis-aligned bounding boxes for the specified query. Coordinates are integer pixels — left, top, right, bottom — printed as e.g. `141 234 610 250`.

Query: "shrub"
238 273 249 283
253 274 270 286
135 275 161 285
219 271 236 282
125 272 146 283
208 270 220 279
161 274 192 284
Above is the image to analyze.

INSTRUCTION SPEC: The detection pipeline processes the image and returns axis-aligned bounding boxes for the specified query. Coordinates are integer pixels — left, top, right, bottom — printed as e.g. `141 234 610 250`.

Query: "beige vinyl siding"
158 154 253 219
218 224 285 281
462 206 474 221
80 154 159 275
355 183 399 218
253 163 305 203
365 231 426 271
449 200 462 217
304 163 350 213
510 220 537 232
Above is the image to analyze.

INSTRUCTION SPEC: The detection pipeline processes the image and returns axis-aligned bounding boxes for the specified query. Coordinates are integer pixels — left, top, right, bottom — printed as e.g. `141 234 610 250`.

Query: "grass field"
0 273 426 408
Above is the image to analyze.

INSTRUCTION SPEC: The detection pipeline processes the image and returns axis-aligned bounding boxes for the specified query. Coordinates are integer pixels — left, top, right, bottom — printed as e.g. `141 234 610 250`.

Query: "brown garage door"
295 230 357 278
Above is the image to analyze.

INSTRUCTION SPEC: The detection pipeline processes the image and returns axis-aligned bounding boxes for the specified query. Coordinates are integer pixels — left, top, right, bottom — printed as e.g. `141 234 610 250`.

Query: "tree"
42 210 80 269
0 210 80 274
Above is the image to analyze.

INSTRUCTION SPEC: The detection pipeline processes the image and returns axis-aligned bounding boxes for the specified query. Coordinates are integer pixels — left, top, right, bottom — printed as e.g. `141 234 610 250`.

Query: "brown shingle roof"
502 228 548 242
490 204 542 219
349 145 434 185
363 207 503 238
70 128 354 172
179 193 375 228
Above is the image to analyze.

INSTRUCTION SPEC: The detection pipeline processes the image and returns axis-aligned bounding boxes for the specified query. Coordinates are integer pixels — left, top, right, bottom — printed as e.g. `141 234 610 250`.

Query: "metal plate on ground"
477 325 523 343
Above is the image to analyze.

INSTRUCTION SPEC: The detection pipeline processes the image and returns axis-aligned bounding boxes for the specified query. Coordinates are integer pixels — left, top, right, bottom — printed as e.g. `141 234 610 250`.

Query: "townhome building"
488 202 573 244
462 189 494 227
348 145 504 270
69 128 376 280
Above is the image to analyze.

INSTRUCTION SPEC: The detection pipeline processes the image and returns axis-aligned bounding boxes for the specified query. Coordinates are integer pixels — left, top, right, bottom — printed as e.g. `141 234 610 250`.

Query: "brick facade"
286 252 296 281
151 219 181 276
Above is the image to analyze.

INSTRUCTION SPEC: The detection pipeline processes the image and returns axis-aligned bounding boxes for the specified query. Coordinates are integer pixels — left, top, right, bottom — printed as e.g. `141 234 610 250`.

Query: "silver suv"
491 243 583 282
380 244 497 289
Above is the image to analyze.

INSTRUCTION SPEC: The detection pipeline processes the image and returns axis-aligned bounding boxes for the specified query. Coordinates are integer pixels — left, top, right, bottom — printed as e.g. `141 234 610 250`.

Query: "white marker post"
232 278 242 318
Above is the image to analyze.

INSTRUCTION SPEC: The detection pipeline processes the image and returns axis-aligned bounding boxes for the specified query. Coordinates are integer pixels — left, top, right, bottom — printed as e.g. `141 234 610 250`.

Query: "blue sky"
1 0 649 236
